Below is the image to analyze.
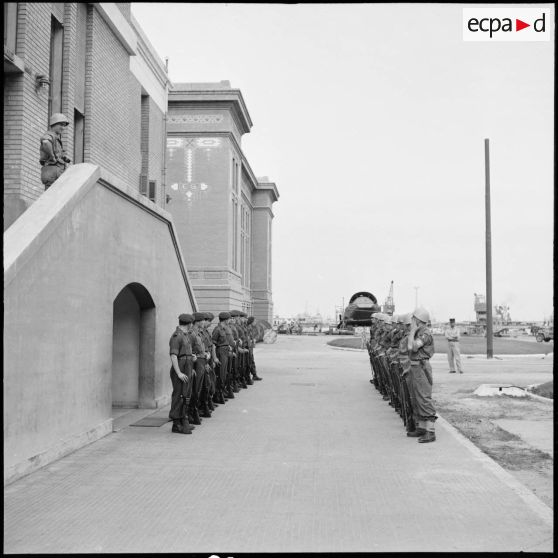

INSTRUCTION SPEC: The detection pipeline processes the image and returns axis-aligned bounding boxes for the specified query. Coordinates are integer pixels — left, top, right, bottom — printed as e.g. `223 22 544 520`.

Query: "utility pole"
414 286 419 308
485 138 494 358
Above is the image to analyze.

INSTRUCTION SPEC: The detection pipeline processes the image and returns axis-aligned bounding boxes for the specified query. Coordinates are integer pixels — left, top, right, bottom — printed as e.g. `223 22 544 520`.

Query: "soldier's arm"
41 137 58 163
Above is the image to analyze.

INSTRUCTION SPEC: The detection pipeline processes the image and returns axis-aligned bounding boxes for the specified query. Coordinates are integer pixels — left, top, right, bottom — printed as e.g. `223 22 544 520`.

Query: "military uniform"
212 312 233 402
247 317 262 380
201 312 218 410
39 114 70 189
188 317 207 425
168 315 195 434
408 314 437 442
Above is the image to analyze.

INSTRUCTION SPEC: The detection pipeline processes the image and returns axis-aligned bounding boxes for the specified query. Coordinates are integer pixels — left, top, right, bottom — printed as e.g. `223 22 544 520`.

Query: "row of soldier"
169 310 262 435
366 308 437 443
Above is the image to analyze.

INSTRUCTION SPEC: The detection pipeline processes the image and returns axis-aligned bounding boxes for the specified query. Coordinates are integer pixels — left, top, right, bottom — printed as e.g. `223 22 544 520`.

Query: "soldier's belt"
178 355 193 359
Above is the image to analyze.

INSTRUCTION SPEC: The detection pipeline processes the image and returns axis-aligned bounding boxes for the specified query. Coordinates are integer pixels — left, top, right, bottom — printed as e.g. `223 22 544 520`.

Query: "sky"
132 3 554 323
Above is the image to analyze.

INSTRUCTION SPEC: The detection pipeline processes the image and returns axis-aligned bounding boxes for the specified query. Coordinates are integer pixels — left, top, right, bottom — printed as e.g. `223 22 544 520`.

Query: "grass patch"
530 381 553 399
328 335 553 355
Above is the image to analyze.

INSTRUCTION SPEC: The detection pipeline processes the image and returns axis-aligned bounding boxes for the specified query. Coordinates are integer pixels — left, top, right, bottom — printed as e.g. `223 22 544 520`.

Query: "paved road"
3 336 553 553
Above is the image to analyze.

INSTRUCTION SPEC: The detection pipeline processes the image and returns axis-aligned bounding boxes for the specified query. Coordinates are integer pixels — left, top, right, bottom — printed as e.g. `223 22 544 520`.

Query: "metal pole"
485 139 494 358
414 286 419 308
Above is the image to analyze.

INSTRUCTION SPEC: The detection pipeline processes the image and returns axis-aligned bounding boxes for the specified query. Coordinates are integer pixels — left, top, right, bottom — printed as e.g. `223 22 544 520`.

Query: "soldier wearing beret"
212 312 234 402
228 310 243 391
237 312 252 386
168 314 196 435
201 312 218 411
188 312 208 425
247 316 262 381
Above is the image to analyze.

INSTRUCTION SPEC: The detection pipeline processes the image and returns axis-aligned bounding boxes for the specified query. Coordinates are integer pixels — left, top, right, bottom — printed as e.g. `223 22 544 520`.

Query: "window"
148 180 156 203
240 203 251 287
232 195 239 271
48 16 64 117
73 109 84 164
4 3 18 53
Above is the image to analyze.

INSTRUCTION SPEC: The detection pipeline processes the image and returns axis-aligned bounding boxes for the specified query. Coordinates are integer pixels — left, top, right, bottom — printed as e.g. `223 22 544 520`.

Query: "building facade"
3 3 278 484
167 82 278 323
3 3 197 485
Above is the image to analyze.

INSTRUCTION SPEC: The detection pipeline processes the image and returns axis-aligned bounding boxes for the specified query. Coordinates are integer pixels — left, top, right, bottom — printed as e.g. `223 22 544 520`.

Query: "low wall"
4 164 197 484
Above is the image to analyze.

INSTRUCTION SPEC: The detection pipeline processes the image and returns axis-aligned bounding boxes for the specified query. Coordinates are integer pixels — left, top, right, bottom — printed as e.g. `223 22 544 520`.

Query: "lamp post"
485 139 494 358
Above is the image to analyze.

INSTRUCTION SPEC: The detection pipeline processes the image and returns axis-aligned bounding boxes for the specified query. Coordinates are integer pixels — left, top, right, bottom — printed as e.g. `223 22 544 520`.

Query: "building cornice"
168 88 253 134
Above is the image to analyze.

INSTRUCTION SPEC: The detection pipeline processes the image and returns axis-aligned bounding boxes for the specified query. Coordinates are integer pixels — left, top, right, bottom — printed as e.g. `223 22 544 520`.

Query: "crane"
383 280 395 315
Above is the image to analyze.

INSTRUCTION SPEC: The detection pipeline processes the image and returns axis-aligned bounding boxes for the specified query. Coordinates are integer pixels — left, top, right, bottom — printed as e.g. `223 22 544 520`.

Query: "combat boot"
172 420 191 435
181 417 195 433
200 402 212 418
191 407 202 425
232 382 240 393
246 376 254 385
252 374 262 381
226 386 235 399
406 428 426 437
418 431 436 443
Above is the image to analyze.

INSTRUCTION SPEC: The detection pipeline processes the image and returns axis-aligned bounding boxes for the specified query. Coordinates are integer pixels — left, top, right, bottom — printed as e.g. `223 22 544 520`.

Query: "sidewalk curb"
436 415 553 527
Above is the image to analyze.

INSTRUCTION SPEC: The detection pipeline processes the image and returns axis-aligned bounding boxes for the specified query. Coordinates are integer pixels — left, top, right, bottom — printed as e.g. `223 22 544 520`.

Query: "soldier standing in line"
238 313 253 385
202 312 218 411
247 316 263 381
212 312 232 403
398 313 417 435
223 313 238 398
228 311 245 390
188 313 208 424
196 312 214 416
407 307 437 443
39 113 71 189
168 314 196 435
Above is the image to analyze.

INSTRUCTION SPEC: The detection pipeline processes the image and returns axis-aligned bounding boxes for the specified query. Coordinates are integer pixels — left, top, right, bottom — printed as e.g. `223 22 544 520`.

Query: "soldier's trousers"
191 358 208 410
207 365 216 398
248 349 257 376
447 342 463 373
216 347 229 390
409 361 437 425
169 357 193 421
41 163 65 189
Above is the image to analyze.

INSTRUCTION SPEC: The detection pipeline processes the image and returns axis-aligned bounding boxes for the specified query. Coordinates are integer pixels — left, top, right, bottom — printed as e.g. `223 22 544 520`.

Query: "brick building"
3 3 278 484
3 2 169 228
167 82 279 323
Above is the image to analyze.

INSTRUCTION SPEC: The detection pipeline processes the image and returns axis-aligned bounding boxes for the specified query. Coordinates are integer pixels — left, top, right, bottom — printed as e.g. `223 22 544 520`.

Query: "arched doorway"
111 283 156 410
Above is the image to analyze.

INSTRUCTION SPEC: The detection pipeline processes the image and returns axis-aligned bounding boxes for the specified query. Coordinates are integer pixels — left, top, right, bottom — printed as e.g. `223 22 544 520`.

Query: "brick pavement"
3 335 553 553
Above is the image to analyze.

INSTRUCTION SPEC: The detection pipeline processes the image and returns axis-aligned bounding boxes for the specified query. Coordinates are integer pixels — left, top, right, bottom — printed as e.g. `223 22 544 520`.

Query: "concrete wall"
4 163 197 484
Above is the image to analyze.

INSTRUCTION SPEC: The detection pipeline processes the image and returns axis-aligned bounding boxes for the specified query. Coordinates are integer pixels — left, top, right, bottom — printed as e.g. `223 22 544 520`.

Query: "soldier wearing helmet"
40 113 71 190
398 313 417 434
407 307 437 443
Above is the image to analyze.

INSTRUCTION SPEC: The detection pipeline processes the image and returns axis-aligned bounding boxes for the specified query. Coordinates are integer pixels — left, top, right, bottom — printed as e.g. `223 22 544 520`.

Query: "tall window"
240 202 251 287
4 3 18 53
232 195 239 271
231 156 239 193
48 16 64 117
73 109 84 163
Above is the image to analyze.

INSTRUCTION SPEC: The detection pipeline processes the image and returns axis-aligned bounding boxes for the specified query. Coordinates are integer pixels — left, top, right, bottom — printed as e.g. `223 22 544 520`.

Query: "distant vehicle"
277 324 288 334
493 328 511 338
326 325 355 335
341 291 381 327
536 326 554 343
